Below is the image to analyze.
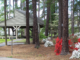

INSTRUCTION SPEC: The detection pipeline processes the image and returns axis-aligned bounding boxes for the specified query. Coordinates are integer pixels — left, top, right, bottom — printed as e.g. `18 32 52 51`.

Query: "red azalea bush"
54 37 62 55
54 35 80 55
78 38 80 42
54 37 74 55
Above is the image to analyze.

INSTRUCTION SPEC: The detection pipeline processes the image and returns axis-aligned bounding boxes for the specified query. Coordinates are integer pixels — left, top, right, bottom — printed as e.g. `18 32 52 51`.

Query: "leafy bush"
39 32 46 39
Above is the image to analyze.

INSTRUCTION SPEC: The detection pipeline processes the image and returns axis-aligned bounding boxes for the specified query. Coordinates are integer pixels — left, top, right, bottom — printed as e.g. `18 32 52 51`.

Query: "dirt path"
0 44 79 60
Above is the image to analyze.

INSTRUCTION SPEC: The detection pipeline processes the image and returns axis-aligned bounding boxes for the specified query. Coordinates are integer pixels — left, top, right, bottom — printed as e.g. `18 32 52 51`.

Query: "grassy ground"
0 39 11 43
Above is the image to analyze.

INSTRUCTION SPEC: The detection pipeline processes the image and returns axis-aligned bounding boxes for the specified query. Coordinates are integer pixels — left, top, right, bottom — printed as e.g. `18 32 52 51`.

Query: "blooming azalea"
78 38 80 42
54 37 74 55
74 48 79 50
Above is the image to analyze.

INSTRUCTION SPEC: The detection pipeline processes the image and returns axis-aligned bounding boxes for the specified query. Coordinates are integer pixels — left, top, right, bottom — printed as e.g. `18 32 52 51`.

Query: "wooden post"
4 0 7 45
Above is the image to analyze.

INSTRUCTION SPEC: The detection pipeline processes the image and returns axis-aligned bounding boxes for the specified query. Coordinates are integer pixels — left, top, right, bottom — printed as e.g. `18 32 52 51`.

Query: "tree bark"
58 0 63 39
15 0 18 8
4 0 7 45
78 10 80 32
32 0 40 48
38 0 40 17
45 1 50 36
32 27 35 44
13 0 15 17
12 28 14 36
77 10 80 32
9 0 11 19
26 0 30 44
60 0 69 55
71 0 74 34
43 0 46 20
20 0 22 10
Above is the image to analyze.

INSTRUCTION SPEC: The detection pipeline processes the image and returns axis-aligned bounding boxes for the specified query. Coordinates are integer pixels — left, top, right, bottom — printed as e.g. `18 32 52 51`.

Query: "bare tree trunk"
4 0 7 45
78 0 80 32
38 0 40 17
13 0 15 17
12 28 14 36
43 0 46 20
32 27 35 44
58 0 63 39
71 0 74 34
32 0 40 48
77 10 80 32
15 0 18 8
45 1 50 36
60 0 69 55
9 0 11 19
26 0 30 44
50 11 52 40
20 0 22 10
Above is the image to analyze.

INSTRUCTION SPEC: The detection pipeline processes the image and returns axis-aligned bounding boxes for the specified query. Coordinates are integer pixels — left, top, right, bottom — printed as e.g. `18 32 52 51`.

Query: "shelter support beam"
13 26 21 39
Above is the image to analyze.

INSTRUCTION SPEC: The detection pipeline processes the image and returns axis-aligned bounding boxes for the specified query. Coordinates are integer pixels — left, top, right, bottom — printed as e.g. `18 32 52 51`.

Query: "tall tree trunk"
58 0 63 39
79 0 80 32
45 1 50 36
71 0 74 34
43 0 46 20
38 0 40 17
77 10 80 32
60 0 69 55
20 0 22 10
32 0 40 48
12 28 14 36
9 0 11 19
32 27 35 44
78 2 80 32
15 0 18 8
4 0 7 45
13 0 15 17
26 0 30 44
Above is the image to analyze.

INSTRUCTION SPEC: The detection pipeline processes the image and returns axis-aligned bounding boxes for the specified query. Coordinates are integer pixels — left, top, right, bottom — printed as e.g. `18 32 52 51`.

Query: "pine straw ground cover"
0 44 79 60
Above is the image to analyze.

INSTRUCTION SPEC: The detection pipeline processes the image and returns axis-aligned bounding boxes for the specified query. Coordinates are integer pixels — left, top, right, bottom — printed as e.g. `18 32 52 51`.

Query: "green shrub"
39 32 46 39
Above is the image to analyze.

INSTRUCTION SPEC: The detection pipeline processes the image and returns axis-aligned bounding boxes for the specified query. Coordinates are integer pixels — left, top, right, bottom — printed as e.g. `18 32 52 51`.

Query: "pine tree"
58 0 63 39
26 0 30 44
45 0 50 36
32 0 40 48
60 0 69 55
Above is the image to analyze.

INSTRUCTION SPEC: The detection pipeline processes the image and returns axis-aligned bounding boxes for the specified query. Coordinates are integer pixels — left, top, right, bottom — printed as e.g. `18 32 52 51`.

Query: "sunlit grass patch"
0 39 11 43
